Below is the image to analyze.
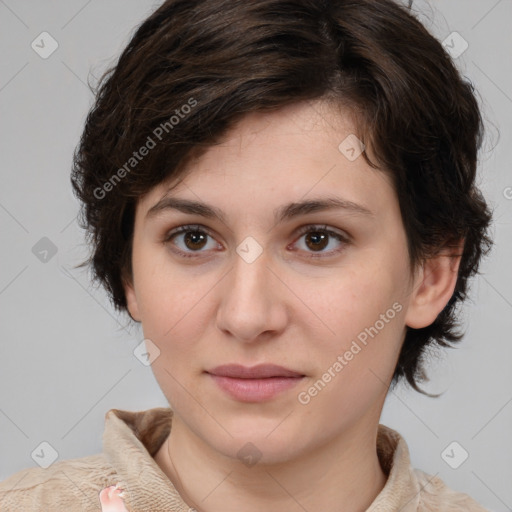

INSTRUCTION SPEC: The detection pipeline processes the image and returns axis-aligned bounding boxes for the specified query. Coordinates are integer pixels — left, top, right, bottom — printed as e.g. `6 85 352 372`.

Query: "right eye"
163 224 222 258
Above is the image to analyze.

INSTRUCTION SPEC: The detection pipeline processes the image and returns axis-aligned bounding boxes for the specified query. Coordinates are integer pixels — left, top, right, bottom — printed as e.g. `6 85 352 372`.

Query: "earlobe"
404 240 464 329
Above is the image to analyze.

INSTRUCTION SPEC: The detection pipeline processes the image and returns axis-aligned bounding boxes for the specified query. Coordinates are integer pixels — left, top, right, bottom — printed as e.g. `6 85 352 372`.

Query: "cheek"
134 246 210 336
297 305 404 428
307 257 406 387
313 261 398 341
135 260 213 407
134 256 221 396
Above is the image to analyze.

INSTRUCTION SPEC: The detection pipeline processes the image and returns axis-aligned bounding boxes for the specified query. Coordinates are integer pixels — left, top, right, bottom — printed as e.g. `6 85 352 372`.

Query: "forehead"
137 99 395 219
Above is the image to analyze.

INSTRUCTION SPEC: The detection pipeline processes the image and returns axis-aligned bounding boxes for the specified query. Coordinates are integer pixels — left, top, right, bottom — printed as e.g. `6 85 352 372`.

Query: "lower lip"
208 374 304 402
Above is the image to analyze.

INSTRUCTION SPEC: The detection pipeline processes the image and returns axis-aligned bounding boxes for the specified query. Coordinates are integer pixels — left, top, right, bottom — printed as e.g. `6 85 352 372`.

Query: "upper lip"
206 364 304 379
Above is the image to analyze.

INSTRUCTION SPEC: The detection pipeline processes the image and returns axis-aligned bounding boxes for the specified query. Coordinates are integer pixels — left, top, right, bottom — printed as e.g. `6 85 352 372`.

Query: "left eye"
163 224 349 258
290 224 349 258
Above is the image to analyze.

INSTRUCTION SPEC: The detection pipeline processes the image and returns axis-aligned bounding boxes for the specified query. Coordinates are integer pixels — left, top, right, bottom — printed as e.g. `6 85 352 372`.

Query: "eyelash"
162 224 350 260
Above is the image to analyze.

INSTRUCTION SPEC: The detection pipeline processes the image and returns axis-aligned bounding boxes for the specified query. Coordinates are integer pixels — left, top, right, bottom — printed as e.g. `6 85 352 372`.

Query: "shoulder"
375 424 489 511
414 469 490 511
0 453 121 511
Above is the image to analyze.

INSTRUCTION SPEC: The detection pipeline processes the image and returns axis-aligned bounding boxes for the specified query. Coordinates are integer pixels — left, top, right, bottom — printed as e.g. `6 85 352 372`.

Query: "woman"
0 0 494 510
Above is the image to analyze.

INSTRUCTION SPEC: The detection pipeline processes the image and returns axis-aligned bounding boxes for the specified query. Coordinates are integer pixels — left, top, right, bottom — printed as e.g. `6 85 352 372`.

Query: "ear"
404 239 464 329
122 275 142 322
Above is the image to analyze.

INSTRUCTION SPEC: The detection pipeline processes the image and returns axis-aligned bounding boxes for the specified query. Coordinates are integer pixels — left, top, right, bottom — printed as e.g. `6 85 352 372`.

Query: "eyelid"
293 224 351 242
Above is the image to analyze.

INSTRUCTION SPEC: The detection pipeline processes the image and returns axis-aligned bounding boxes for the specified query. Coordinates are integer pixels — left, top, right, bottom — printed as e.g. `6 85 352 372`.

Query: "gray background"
0 1 511 510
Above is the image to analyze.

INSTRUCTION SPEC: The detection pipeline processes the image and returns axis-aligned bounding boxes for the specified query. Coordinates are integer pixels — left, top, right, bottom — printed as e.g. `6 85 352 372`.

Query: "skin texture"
124 99 462 512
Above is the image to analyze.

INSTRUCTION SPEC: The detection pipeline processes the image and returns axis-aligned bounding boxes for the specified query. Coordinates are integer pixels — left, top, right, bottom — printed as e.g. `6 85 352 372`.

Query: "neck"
154 415 388 512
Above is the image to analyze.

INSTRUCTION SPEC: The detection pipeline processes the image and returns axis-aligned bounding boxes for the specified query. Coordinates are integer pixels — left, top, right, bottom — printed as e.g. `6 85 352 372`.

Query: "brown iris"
184 230 208 251
304 231 329 252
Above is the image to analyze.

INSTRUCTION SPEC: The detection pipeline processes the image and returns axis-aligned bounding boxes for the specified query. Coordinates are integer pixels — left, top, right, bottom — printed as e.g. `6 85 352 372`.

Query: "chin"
204 418 315 466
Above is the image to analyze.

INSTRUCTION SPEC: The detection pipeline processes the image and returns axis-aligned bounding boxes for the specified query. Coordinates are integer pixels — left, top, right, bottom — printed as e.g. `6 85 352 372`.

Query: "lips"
205 364 305 402
206 364 304 379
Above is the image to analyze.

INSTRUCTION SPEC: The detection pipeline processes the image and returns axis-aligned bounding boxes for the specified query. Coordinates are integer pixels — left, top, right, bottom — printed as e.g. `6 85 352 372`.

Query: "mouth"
207 363 304 379
205 364 305 402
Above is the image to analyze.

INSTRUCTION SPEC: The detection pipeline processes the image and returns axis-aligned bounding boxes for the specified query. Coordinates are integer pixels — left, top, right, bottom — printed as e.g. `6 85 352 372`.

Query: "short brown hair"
70 0 494 394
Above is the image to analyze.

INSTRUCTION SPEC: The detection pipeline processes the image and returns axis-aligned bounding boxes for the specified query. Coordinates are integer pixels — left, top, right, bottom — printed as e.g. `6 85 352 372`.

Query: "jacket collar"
102 407 421 511
103 407 190 511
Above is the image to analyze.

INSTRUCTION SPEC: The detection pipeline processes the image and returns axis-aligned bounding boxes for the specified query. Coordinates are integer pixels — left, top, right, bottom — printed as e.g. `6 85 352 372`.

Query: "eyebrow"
145 195 374 224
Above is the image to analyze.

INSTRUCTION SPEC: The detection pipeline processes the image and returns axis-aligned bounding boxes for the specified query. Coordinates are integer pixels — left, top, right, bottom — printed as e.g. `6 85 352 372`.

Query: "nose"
215 245 288 344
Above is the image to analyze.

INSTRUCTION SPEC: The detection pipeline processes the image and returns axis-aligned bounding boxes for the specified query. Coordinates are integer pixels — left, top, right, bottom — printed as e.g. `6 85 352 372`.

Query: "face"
124 99 426 464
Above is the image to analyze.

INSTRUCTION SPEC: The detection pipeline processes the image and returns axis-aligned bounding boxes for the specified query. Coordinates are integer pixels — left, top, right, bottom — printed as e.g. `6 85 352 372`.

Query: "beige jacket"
0 407 489 511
